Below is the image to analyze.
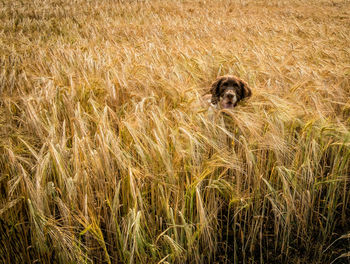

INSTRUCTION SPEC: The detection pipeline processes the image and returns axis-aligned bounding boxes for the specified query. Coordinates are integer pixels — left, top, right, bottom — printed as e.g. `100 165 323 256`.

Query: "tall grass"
1 0 349 263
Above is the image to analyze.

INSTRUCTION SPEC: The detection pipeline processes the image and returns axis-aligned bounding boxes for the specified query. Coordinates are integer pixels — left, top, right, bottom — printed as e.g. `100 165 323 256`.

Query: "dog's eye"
222 82 228 86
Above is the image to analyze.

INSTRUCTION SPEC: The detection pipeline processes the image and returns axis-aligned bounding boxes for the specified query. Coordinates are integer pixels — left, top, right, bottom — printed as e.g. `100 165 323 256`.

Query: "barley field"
1 0 350 263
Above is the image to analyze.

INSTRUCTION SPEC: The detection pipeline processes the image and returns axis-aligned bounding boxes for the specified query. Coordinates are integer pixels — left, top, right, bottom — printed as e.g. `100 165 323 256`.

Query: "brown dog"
209 75 252 109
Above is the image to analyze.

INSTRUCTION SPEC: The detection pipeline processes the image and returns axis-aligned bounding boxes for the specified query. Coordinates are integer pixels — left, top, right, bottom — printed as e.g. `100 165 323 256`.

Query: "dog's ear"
210 77 224 104
238 79 252 100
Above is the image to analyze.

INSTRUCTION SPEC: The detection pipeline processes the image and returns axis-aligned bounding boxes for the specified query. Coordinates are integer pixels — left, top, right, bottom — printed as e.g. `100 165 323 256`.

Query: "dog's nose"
226 93 234 100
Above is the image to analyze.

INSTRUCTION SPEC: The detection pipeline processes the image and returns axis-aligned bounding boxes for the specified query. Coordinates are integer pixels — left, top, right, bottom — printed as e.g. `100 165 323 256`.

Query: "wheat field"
1 0 350 263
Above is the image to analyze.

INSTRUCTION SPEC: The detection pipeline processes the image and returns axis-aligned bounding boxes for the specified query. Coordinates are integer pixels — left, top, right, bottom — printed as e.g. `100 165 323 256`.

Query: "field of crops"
1 0 349 263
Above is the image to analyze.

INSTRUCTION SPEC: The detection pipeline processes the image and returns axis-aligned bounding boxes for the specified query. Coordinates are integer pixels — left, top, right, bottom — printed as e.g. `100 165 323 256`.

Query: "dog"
200 75 253 148
206 75 252 110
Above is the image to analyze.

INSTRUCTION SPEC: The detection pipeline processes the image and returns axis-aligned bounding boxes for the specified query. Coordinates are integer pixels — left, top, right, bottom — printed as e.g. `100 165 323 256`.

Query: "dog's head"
210 75 252 109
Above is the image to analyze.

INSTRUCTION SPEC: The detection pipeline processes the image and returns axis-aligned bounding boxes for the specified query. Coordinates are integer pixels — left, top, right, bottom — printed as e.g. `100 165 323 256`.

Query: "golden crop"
1 0 349 263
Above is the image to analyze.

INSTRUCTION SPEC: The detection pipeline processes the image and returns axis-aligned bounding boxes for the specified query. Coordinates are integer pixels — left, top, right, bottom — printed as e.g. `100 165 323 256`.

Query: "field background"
1 0 350 263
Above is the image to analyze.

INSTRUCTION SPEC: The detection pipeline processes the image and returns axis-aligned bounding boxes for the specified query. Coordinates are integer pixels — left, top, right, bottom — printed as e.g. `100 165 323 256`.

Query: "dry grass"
1 0 350 263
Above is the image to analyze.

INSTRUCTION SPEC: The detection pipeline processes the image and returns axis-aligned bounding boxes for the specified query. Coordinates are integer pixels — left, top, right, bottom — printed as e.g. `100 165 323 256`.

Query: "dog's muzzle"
221 90 237 109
